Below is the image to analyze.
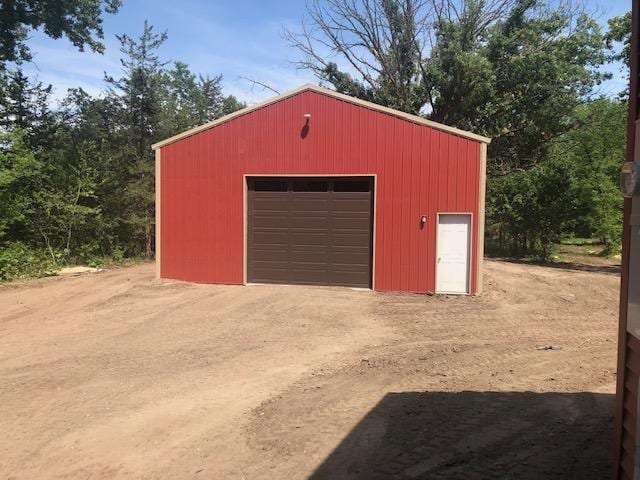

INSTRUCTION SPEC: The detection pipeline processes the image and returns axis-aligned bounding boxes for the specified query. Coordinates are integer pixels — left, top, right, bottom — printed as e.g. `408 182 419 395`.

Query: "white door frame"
435 212 473 295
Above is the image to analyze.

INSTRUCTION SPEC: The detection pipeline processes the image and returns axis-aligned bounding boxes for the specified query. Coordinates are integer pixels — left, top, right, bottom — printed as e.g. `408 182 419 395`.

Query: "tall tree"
285 0 428 112
160 66 245 133
551 98 626 249
0 68 54 147
0 129 41 242
287 0 607 173
160 61 201 133
105 21 167 257
106 20 167 159
475 1 606 173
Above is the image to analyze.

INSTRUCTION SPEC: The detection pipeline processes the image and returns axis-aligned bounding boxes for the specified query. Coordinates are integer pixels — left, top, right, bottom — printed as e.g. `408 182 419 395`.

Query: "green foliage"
549 98 626 251
104 21 168 256
486 98 626 258
293 0 608 174
487 158 577 259
436 2 610 173
0 69 52 139
0 130 42 239
0 242 59 281
480 3 607 173
159 64 246 133
606 11 632 67
0 0 121 66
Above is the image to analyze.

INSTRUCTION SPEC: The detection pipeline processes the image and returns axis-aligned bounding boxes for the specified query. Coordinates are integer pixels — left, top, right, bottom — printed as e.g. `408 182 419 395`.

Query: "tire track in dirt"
0 259 620 479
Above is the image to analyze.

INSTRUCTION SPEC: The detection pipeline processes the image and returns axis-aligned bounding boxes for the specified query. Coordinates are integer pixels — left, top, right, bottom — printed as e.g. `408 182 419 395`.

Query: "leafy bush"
0 242 60 281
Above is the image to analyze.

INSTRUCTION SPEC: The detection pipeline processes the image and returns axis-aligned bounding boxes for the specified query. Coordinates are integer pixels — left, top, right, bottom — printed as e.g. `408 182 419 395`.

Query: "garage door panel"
332 216 370 230
332 232 370 247
251 197 291 211
251 261 288 271
248 177 372 288
252 215 288 227
291 198 330 212
328 271 370 286
332 264 370 274
290 192 329 200
331 191 371 200
332 198 371 211
291 231 329 246
290 216 329 229
252 230 288 245
331 251 370 265
290 269 328 284
251 267 290 282
250 248 288 262
332 208 370 217
290 261 329 271
290 249 329 263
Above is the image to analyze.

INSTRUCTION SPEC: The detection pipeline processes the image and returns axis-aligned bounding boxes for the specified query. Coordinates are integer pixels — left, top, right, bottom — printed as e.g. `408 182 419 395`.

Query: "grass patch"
559 237 602 246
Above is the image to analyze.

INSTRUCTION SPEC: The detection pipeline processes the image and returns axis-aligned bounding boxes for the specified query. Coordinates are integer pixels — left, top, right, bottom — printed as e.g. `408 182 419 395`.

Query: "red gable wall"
159 89 483 293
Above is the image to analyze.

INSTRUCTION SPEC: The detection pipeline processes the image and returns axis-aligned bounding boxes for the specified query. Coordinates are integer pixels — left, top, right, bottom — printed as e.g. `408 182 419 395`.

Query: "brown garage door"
247 177 373 288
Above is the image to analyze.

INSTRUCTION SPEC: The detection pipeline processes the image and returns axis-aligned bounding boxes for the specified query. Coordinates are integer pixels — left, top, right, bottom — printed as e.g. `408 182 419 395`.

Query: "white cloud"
17 31 122 102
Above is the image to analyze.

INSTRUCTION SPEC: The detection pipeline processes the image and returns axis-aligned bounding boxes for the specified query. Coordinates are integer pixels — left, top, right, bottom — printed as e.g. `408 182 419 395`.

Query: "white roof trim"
151 83 491 150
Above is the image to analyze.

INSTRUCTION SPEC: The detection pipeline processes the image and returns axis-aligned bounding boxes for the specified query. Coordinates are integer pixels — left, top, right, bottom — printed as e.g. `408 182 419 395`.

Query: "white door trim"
435 212 472 295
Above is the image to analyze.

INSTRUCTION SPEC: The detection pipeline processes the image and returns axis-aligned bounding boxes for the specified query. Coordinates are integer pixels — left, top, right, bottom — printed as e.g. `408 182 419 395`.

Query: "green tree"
0 128 100 267
105 21 167 257
0 0 121 66
197 75 246 120
550 98 626 250
486 98 626 257
606 11 632 67
0 130 41 241
487 159 577 259
160 65 246 133
160 61 202 133
0 68 54 148
288 0 607 174
478 2 607 173
221 95 245 116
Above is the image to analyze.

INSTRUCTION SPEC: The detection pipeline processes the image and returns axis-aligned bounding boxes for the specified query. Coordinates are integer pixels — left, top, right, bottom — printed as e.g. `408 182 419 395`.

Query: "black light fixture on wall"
301 113 311 139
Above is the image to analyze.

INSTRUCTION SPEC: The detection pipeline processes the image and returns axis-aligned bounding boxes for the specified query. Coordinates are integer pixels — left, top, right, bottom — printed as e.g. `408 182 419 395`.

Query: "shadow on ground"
310 391 613 480
491 256 620 275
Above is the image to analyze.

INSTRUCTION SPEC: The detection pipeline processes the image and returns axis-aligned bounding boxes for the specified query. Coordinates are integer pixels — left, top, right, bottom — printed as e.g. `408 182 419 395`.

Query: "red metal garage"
152 84 490 294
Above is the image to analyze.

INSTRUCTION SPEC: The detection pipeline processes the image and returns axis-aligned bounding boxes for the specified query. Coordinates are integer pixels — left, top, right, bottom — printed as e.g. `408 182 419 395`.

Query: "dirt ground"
0 259 619 479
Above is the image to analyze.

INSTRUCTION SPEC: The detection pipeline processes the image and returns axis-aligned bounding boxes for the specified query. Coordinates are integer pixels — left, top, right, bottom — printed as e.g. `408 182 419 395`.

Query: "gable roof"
151 83 491 150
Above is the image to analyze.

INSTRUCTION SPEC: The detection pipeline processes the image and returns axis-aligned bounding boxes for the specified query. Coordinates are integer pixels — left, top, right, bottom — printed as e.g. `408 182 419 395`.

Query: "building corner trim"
155 148 161 280
477 143 488 294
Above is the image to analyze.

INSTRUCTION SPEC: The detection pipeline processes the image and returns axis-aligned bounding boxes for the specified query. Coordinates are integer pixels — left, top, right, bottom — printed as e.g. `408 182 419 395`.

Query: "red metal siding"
160 90 482 293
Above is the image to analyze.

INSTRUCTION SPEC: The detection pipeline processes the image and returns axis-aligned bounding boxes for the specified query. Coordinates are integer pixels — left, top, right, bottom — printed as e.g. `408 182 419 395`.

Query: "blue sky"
20 0 632 105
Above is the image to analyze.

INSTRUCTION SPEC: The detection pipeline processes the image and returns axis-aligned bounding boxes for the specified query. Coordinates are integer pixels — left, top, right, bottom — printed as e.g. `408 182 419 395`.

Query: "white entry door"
436 214 471 294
